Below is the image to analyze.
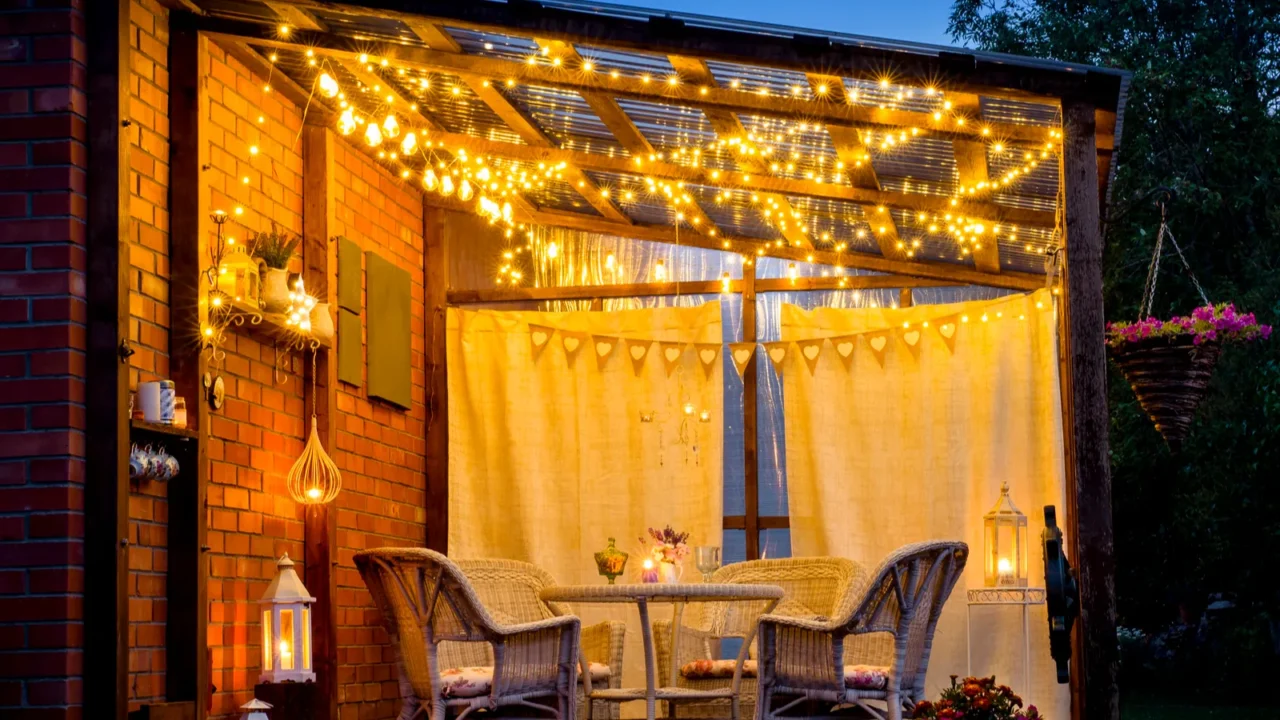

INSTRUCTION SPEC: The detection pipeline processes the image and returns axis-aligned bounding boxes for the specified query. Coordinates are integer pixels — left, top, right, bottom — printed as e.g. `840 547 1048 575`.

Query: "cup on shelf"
137 382 162 423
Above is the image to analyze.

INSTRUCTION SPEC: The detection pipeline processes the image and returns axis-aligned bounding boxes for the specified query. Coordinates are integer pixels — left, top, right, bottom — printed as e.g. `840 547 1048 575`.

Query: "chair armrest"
756 615 845 693
491 615 581 696
582 620 626 684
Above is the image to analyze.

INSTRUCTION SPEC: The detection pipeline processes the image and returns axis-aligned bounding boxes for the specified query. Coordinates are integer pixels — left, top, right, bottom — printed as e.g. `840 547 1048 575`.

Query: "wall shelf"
130 419 200 440
217 298 332 351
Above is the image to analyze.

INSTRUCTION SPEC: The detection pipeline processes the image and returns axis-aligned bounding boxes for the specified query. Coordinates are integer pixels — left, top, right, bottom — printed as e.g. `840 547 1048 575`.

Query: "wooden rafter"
404 21 632 224
806 73 904 260
538 39 724 239
340 59 445 133
263 2 325 31
951 93 1002 272
669 55 812 249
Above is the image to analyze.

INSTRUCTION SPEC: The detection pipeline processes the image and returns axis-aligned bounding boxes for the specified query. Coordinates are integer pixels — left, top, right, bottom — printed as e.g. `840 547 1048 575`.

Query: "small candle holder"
640 559 659 584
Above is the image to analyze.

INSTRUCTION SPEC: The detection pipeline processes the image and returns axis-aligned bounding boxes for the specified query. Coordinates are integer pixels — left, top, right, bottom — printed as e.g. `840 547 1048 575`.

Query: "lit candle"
997 557 1013 586
640 558 659 584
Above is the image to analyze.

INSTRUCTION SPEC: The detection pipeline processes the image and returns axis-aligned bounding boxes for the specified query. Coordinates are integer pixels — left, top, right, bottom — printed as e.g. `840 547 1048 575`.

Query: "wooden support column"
424 205 451 552
167 18 210 719
84 0 131 717
302 125 339 720
1060 98 1118 720
898 288 914 308
741 263 760 560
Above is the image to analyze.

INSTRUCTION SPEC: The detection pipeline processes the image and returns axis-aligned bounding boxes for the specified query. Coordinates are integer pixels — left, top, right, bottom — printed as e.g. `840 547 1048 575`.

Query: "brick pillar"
0 1 90 718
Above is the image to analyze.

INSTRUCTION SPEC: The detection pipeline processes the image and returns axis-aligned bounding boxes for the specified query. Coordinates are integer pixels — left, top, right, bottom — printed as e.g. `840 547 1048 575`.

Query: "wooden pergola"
83 1 1127 719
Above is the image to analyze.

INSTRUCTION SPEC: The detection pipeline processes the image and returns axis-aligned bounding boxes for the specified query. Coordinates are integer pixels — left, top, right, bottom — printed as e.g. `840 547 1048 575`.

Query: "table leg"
638 599 657 720
966 604 972 678
1022 601 1030 694
668 602 685 720
732 598 778 720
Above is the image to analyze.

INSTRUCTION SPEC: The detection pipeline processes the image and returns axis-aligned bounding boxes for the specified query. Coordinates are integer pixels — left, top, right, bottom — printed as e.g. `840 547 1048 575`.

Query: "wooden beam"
951 93 1002 273
217 38 332 125
84 1 130 717
166 19 210 719
301 125 339 720
446 274 959 303
339 59 444 132
671 55 812 249
264 2 326 31
1060 98 1118 720
742 262 760 560
423 205 451 553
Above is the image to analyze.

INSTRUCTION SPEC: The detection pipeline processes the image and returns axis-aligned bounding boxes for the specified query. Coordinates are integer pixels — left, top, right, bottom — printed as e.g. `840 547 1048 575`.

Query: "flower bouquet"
911 676 1039 720
1107 304 1270 450
640 525 690 583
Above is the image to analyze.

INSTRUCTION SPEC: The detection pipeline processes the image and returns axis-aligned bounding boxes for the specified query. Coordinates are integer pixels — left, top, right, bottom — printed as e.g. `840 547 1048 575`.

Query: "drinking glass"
694 546 721 582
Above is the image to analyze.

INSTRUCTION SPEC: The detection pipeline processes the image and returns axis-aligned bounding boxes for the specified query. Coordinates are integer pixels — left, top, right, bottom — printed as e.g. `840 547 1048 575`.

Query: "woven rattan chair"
452 559 626 720
355 548 581 720
755 541 969 720
653 557 865 719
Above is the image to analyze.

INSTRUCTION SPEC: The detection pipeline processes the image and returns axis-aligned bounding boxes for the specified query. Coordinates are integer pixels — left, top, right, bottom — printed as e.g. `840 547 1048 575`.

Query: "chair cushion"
440 663 612 698
679 660 886 689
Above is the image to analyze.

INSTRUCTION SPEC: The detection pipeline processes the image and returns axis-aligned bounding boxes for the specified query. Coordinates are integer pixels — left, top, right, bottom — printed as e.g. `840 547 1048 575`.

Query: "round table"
540 583 784 720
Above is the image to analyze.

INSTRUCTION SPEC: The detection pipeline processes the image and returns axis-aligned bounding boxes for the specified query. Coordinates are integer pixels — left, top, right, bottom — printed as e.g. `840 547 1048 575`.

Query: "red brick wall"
329 140 427 720
203 39 309 719
0 0 89 717
126 0 171 709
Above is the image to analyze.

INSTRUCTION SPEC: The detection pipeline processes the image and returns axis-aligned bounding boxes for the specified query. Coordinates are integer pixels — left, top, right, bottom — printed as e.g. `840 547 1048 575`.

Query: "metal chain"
1163 226 1212 307
1140 202 1211 319
311 347 318 419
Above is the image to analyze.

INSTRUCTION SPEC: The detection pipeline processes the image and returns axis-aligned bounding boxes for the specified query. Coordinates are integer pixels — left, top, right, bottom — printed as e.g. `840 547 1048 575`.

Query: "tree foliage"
951 0 1280 695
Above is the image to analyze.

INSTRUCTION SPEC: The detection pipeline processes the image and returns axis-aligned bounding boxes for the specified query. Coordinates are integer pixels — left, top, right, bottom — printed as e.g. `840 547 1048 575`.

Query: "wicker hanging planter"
1109 335 1221 451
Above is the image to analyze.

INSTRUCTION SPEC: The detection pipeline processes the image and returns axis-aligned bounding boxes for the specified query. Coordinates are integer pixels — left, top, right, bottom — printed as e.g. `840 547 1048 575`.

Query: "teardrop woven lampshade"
288 416 342 504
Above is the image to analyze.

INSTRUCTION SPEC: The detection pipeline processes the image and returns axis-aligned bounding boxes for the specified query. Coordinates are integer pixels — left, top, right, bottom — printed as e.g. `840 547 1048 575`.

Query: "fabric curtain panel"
780 288 1068 717
447 301 725 691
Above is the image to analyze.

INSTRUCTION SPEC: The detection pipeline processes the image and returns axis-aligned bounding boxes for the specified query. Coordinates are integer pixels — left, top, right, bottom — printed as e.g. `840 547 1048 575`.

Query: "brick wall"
329 140 427 720
126 0 170 709
203 39 309 719
0 0 89 717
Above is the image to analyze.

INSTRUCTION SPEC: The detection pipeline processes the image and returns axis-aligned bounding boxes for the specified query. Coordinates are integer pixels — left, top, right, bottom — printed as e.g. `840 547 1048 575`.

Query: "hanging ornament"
338 108 357 136
458 178 474 202
400 131 416 155
364 121 383 147
654 259 667 282
381 113 400 139
477 167 491 182
423 168 439 192
501 202 512 224
440 174 455 197
546 240 559 259
318 73 339 98
287 351 342 504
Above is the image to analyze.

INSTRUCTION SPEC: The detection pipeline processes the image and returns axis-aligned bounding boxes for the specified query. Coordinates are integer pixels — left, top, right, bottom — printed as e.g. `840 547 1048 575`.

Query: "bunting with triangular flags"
529 324 553 359
728 343 755 377
659 341 684 376
831 335 857 369
592 335 618 369
865 331 889 368
935 315 959 352
694 343 720 375
763 341 789 376
625 338 653 375
797 339 824 374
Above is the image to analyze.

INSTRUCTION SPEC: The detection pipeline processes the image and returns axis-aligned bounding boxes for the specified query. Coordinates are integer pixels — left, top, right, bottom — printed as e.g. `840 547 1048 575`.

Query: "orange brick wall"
126 0 171 709
203 40 310 719
329 140 428 720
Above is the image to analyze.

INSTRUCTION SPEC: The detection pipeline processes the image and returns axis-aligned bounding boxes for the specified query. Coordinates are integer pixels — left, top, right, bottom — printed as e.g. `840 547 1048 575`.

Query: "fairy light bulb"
477 167 491 182
605 253 616 270
787 263 798 283
458 178 474 202
364 121 383 147
546 241 559 259
318 73 339 98
400 131 416 155
721 271 731 293
423 169 439 192
501 202 512 224
440 174 455 197
381 113 400 139
338 108 357 135
654 259 667 282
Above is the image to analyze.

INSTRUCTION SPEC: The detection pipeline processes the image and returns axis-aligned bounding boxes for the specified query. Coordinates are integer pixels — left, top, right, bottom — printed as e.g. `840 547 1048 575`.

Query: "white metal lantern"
983 482 1028 587
239 698 273 720
259 553 316 683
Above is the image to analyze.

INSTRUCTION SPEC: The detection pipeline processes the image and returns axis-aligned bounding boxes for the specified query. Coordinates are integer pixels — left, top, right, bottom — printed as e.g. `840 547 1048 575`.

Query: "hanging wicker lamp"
288 349 341 504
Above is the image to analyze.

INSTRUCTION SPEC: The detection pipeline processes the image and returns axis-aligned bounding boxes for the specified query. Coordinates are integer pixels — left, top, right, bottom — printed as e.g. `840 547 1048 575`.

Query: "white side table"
965 587 1046 691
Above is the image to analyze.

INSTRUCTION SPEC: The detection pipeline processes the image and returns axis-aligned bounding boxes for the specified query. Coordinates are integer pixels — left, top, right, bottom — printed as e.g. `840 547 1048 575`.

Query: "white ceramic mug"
137 382 162 423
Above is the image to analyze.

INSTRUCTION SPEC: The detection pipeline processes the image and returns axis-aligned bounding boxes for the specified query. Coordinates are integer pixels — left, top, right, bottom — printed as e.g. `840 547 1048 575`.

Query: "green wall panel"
365 251 411 409
337 308 362 387
336 236 362 312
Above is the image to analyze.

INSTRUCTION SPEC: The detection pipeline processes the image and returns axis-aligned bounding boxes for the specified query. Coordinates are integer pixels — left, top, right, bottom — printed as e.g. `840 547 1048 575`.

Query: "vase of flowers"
641 525 689 584
911 676 1038 720
251 224 300 313
1107 304 1270 450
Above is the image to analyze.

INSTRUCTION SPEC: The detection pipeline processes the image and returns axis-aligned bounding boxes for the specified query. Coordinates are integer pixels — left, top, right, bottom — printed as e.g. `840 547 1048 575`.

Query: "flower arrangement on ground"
639 525 689 583
910 676 1039 720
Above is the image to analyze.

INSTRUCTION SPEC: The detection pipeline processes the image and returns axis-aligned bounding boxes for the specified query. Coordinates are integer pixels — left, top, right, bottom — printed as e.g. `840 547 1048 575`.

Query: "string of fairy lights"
262 23 1065 285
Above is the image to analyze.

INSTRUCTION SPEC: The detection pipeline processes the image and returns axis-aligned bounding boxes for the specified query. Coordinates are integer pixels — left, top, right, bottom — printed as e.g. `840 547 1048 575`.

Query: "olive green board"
337 308 362 387
365 251 411 409
336 236 362 312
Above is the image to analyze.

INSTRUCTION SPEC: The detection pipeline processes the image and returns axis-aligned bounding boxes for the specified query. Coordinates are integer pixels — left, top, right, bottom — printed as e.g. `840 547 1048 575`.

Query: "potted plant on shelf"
251 224 300 313
1107 303 1270 450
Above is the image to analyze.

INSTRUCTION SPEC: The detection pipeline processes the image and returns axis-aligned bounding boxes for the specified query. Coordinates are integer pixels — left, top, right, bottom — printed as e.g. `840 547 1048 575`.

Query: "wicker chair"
755 542 969 720
452 559 626 720
653 557 865 719
355 548 581 720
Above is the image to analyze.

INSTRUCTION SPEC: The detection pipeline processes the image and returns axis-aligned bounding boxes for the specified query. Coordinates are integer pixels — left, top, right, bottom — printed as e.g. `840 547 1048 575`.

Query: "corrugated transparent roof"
503 84 630 157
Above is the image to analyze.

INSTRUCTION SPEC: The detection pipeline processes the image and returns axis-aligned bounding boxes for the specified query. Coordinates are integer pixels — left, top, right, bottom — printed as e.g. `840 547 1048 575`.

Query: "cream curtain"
780 289 1069 718
447 301 725 693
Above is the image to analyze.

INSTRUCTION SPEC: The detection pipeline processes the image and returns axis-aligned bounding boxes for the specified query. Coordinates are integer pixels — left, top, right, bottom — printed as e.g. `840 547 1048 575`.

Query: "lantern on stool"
260 553 316 683
983 482 1028 587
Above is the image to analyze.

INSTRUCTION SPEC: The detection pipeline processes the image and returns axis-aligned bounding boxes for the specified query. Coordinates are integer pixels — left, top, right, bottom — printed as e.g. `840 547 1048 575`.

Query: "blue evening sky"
598 0 963 47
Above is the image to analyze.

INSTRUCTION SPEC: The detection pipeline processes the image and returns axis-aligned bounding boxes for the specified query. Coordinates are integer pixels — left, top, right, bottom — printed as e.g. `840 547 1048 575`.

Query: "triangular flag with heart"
831 335 857 370
934 315 959 352
797 339 824 374
728 342 755 377
659 341 685 376
561 330 587 365
763 341 789 376
592 335 618 369
899 323 923 360
529 324 554 360
694 343 720 375
864 331 889 368
625 338 653 375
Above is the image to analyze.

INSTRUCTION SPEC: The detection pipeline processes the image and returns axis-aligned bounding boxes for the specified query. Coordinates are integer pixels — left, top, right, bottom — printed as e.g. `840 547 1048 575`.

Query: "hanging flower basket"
1107 304 1270 450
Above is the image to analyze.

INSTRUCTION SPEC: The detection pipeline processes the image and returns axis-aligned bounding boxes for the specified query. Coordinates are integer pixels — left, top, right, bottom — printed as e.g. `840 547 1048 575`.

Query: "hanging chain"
1163 225 1212 308
1140 202 1211 320
310 347 318 419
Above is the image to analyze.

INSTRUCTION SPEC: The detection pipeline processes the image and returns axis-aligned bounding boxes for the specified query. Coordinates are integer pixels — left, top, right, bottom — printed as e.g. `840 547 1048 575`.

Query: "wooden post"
424 206 450 552
302 125 339 720
741 263 759 560
899 288 914 308
84 0 131 717
1060 98 1118 720
166 18 210 719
